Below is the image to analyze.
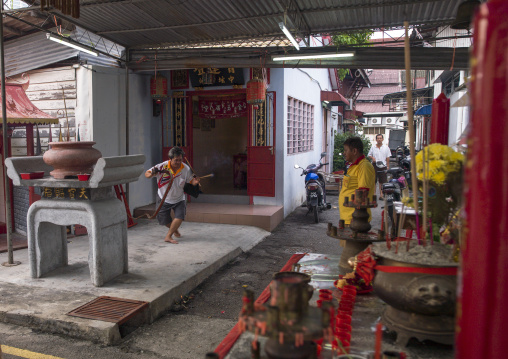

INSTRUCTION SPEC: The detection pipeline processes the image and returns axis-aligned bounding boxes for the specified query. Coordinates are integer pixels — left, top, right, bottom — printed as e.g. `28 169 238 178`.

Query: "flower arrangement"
415 143 464 185
403 143 465 244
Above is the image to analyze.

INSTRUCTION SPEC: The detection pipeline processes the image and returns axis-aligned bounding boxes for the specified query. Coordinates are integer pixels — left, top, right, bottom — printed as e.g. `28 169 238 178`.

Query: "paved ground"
0 194 454 359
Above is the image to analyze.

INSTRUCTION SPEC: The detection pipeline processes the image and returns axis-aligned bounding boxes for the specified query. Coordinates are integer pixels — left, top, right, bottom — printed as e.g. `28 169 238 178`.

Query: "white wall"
76 65 160 210
448 90 469 147
266 68 331 217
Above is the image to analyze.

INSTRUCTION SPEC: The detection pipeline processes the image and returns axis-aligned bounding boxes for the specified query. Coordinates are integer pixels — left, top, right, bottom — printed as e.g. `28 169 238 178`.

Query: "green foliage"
333 130 372 171
332 30 373 80
332 31 373 47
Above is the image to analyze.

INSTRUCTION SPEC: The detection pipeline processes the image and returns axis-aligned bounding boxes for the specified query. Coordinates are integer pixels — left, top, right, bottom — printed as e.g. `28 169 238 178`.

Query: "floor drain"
67 296 148 324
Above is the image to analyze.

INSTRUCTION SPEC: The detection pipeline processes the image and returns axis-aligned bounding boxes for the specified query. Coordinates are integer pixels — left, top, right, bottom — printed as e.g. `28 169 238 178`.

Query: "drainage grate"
67 296 148 324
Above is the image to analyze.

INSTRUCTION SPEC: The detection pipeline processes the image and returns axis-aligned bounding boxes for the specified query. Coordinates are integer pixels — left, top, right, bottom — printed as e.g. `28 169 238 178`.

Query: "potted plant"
370 144 465 346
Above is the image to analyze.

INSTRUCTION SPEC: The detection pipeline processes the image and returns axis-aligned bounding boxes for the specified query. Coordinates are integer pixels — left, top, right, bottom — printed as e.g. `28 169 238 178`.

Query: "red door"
247 92 276 197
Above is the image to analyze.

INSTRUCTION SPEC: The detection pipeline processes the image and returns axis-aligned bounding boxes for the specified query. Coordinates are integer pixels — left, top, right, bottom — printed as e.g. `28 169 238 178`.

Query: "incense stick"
384 196 391 249
422 146 428 246
403 22 421 244
397 204 406 239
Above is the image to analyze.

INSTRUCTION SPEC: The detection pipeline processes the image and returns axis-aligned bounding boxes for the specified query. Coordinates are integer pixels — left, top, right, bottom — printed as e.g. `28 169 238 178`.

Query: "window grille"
364 126 386 135
287 97 314 154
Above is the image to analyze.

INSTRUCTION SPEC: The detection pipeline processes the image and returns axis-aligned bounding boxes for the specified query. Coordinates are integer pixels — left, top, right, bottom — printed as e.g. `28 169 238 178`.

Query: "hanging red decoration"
430 92 450 145
150 75 168 98
246 78 266 104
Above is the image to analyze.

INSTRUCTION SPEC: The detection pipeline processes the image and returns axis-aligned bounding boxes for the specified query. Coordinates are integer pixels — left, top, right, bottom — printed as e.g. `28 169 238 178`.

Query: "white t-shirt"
368 145 391 166
150 161 194 204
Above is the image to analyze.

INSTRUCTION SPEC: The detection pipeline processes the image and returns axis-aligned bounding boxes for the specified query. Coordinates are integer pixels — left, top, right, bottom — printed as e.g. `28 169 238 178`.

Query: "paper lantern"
150 75 168 98
246 78 266 104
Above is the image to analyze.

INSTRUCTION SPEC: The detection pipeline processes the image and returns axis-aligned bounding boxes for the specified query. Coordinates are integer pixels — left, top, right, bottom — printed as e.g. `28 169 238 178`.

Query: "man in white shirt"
145 147 200 244
368 134 391 200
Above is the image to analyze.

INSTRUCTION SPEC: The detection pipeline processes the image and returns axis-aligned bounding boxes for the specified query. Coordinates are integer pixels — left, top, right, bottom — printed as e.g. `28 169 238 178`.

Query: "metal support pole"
125 49 130 202
1 1 20 266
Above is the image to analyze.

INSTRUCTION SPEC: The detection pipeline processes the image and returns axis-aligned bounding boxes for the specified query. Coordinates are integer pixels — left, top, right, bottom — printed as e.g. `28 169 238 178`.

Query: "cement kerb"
0 309 121 345
0 247 244 345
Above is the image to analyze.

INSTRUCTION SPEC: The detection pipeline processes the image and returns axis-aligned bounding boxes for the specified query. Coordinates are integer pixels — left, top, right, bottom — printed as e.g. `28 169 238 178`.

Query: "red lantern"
246 78 266 104
150 75 168 98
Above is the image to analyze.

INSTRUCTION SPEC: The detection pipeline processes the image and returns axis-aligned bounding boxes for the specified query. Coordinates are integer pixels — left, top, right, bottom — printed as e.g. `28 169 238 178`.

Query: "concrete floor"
0 219 269 344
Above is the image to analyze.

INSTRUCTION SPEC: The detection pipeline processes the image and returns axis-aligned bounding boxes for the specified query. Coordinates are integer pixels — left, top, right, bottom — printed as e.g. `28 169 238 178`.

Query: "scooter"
294 152 332 223
382 167 408 237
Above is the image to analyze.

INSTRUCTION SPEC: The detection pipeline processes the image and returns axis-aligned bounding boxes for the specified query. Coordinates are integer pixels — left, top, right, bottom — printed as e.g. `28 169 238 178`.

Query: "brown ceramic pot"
43 141 102 179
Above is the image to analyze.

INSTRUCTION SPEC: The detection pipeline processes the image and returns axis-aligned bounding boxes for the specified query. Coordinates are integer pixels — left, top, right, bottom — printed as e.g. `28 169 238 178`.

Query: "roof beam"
128 47 469 71
4 24 24 36
274 0 311 47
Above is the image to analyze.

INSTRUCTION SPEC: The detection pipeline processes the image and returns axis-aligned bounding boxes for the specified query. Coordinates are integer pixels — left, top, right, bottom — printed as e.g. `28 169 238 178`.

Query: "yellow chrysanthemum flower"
415 144 464 184
431 171 447 185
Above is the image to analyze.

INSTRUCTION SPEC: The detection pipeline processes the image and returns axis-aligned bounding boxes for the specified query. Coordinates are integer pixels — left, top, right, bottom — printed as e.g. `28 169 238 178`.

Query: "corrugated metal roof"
5 30 76 77
32 0 465 49
4 27 123 77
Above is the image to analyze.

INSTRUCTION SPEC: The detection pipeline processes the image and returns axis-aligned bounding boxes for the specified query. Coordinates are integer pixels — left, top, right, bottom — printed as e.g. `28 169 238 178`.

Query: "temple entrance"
191 92 249 203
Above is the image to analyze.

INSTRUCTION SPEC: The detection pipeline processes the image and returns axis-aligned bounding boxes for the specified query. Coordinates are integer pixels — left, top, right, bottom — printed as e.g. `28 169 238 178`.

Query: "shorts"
373 164 388 185
156 199 186 226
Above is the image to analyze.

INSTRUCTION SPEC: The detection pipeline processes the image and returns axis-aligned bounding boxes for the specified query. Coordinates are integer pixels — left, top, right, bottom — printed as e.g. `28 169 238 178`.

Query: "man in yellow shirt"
339 137 376 225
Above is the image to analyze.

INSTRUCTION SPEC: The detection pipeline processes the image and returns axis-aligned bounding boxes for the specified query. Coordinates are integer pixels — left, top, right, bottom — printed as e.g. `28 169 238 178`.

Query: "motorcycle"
395 145 413 188
294 152 332 223
382 166 408 237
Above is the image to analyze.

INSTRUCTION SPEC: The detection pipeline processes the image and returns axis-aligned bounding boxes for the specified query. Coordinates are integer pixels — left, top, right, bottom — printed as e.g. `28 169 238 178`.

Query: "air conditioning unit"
371 118 378 124
386 118 393 124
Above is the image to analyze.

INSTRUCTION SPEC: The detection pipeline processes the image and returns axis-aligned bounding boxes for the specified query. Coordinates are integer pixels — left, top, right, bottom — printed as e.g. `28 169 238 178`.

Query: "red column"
430 92 450 144
456 0 508 358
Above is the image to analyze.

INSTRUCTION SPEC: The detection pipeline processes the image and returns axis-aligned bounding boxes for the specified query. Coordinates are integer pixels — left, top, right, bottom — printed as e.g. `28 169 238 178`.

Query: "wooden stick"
404 21 421 240
61 87 70 141
374 322 383 359
199 173 214 179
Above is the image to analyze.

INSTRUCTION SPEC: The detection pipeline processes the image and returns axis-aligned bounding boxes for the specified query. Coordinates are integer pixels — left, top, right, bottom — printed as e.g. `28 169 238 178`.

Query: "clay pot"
43 141 102 179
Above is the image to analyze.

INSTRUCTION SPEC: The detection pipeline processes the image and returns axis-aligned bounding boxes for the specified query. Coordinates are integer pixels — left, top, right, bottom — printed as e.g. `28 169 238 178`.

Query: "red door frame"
163 88 276 204
247 91 276 204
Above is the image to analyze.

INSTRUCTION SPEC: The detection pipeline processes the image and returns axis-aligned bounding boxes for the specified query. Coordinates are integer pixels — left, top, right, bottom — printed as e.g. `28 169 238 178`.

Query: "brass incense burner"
238 271 333 359
327 188 384 274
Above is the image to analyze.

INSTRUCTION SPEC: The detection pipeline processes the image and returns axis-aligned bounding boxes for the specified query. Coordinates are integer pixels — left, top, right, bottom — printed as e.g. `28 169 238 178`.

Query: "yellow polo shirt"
339 157 376 225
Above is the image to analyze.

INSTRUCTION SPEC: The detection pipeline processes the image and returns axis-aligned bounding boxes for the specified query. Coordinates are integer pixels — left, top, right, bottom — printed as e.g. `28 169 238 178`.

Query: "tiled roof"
367 70 401 84
357 85 402 101
355 102 388 114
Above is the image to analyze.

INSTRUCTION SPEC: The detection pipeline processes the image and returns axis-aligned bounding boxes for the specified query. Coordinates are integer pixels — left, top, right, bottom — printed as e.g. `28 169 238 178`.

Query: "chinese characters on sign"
42 187 91 200
198 95 247 119
190 68 245 88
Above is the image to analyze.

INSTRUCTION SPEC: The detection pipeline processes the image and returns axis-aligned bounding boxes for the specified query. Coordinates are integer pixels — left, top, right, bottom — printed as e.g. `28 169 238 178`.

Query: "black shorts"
373 164 388 184
156 200 186 226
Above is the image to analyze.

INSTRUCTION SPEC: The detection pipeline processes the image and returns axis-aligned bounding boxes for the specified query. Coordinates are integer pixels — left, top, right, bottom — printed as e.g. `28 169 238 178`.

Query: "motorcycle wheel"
313 206 319 223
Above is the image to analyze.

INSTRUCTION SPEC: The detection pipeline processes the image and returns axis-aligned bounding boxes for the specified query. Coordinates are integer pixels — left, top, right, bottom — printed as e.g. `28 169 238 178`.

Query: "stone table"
6 155 145 287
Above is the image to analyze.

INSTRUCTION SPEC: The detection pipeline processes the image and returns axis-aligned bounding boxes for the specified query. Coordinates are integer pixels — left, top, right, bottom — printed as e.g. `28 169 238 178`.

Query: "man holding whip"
145 147 200 244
